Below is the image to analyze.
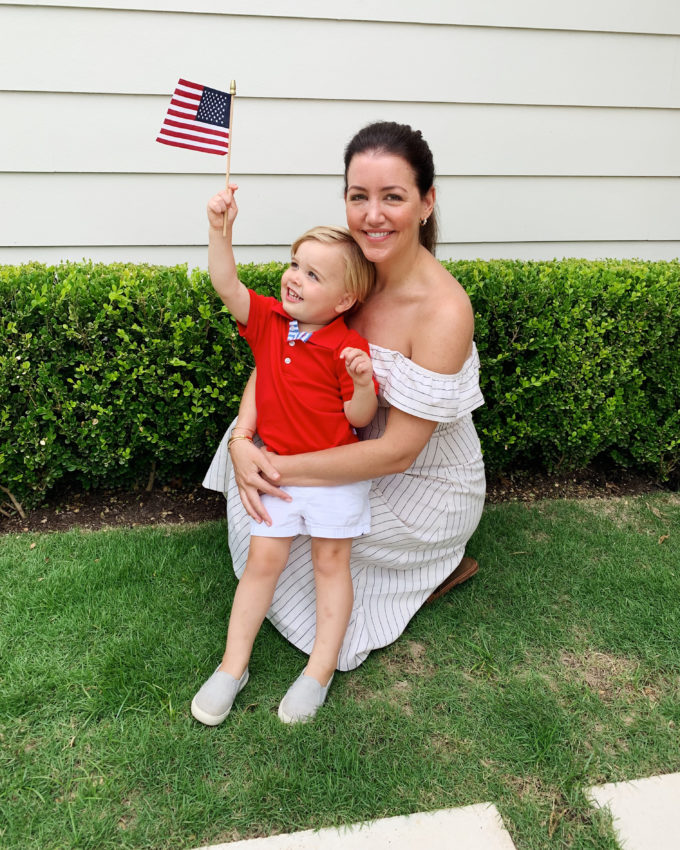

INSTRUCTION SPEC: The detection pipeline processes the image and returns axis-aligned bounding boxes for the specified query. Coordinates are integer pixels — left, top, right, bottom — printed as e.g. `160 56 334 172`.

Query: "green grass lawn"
1 493 679 850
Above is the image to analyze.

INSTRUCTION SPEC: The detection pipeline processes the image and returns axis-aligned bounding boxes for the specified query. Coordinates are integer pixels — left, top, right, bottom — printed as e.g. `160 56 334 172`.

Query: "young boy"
191 186 377 725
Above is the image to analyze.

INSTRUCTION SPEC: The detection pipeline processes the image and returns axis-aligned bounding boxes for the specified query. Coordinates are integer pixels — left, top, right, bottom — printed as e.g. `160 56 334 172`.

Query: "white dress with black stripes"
203 343 486 671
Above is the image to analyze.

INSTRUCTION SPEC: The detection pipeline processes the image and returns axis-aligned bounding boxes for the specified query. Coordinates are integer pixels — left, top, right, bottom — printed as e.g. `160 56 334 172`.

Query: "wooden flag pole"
223 79 236 236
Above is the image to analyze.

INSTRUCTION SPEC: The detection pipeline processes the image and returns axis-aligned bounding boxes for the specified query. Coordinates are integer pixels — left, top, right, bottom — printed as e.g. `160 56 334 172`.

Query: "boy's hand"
340 347 373 387
341 347 378 427
207 184 239 232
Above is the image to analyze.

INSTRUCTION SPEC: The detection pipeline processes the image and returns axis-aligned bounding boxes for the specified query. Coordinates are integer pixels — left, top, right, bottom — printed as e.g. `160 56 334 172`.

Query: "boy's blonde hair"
291 226 375 304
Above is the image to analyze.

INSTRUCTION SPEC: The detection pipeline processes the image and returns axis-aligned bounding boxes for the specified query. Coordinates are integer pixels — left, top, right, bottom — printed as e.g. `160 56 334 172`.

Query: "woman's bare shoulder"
412 261 474 373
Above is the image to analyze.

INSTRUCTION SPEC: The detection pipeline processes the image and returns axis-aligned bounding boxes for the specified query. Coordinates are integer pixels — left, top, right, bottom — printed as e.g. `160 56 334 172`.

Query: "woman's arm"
233 366 258 434
267 405 437 487
229 369 292 525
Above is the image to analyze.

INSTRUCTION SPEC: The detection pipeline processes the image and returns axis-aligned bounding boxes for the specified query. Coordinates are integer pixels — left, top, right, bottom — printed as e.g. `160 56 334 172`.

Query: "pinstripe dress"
202 342 486 670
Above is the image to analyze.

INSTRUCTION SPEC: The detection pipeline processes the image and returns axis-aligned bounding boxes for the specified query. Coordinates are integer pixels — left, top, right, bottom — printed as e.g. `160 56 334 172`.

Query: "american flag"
156 79 231 155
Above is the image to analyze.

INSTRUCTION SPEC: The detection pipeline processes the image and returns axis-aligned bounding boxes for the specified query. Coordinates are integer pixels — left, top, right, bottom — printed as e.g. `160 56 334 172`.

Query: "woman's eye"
385 193 402 202
348 193 366 202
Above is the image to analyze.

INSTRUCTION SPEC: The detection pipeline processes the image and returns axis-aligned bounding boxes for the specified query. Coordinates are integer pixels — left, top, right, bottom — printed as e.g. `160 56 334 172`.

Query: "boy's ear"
335 292 357 314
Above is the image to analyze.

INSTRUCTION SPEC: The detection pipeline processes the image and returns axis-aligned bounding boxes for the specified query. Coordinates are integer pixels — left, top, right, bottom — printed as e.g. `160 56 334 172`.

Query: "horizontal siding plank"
3 7 680 108
3 92 679 177
2 241 679 268
10 1 680 36
3 174 679 247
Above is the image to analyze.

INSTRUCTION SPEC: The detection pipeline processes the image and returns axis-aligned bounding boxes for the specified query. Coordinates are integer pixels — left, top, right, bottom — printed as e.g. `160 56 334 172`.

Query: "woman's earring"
420 218 428 226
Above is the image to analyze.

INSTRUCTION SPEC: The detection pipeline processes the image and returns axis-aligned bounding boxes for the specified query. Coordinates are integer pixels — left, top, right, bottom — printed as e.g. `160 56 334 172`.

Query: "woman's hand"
229 438 291 525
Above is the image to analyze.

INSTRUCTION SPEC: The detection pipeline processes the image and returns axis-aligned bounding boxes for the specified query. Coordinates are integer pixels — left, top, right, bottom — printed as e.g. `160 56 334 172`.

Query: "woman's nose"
365 199 383 224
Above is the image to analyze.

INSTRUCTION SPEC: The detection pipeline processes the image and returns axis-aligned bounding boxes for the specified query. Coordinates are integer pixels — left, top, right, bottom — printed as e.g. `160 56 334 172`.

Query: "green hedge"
1 258 678 509
451 259 679 476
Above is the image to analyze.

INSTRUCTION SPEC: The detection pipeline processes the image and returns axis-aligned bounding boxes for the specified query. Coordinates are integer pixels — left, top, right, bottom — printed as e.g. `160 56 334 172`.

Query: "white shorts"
250 480 371 539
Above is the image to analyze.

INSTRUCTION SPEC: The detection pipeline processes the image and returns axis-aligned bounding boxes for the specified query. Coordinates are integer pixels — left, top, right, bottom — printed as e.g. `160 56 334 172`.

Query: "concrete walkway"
587 772 680 850
192 771 680 850
193 804 518 849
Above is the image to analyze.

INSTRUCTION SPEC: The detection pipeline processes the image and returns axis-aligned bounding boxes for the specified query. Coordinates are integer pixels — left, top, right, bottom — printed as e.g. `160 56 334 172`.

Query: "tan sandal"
425 556 479 604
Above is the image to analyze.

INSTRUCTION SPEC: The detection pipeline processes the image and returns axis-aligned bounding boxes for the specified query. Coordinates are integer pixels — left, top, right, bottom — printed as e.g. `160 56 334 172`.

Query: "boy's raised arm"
208 185 251 325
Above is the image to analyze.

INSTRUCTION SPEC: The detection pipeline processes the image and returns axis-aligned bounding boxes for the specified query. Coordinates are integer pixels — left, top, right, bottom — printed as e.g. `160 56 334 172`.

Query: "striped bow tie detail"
287 320 312 342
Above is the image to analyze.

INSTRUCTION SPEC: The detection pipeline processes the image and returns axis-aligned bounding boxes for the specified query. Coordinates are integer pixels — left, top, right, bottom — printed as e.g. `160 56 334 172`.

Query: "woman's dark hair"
343 121 439 254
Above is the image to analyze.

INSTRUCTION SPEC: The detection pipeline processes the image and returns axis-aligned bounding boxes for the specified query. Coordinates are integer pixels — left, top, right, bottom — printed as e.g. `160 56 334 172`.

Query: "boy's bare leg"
219 536 293 678
305 537 354 687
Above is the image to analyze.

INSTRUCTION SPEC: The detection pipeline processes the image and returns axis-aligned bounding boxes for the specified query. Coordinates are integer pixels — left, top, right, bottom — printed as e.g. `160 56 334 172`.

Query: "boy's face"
281 240 356 331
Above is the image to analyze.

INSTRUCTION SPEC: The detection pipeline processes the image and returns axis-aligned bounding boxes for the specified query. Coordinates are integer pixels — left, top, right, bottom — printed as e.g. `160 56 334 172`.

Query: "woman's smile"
364 230 393 241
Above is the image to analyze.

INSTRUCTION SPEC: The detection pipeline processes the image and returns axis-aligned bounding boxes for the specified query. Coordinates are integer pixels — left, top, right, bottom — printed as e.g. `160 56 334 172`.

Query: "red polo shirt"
238 290 375 456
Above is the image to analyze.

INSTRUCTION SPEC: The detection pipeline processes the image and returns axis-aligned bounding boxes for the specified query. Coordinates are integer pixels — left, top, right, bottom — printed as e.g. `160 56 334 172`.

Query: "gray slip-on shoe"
278 672 334 724
191 667 249 726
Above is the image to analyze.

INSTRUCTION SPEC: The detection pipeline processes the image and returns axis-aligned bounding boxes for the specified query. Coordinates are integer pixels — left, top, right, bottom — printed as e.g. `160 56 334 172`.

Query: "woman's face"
344 151 434 266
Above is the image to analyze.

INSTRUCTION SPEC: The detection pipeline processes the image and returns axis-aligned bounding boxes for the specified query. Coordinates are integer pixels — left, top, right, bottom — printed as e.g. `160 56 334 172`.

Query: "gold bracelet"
227 433 253 451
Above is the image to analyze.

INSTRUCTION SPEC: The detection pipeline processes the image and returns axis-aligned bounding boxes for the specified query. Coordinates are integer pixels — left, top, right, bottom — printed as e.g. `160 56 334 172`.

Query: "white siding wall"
1 1 679 266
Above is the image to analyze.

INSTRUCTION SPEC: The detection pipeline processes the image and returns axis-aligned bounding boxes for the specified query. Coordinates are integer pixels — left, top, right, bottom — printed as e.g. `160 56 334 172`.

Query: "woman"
203 121 485 672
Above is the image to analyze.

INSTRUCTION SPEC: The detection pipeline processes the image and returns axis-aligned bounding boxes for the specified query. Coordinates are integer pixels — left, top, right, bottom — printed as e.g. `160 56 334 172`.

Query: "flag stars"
196 87 230 127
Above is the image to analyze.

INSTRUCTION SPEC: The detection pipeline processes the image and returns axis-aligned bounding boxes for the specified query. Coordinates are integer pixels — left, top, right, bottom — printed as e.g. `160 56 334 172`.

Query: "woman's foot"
278 671 334 724
191 667 249 726
425 556 479 604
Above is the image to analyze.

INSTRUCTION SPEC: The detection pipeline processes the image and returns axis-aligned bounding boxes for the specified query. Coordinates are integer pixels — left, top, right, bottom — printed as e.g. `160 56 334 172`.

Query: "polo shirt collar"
271 301 350 350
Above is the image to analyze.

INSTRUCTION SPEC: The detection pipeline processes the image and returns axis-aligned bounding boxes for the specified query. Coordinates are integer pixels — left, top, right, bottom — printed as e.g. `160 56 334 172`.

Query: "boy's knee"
311 540 351 575
313 558 340 577
244 559 281 581
244 538 291 579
